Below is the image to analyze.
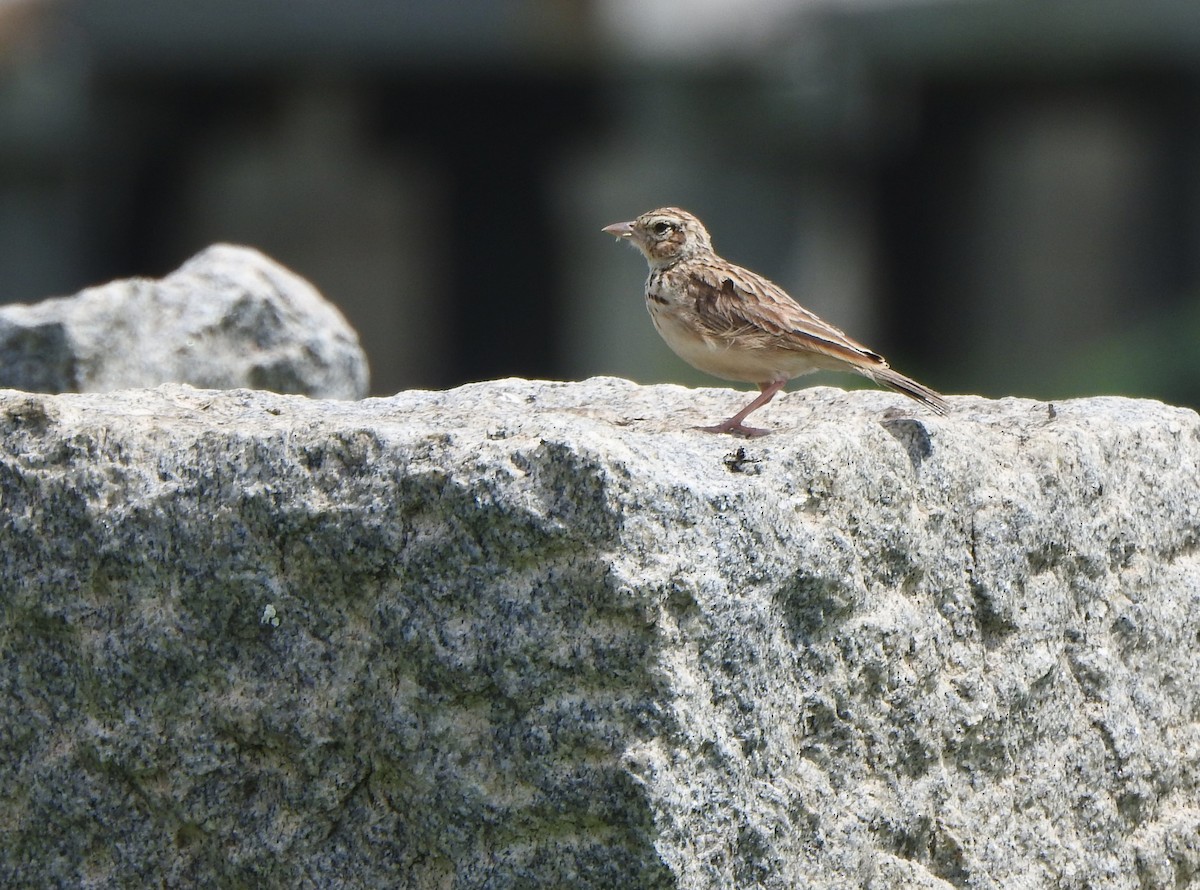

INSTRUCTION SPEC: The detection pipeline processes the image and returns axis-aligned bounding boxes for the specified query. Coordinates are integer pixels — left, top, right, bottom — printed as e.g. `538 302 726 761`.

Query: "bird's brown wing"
684 259 888 369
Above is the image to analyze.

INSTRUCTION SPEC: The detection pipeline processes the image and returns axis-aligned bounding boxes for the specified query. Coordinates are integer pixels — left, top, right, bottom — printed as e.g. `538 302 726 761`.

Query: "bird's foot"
694 421 774 438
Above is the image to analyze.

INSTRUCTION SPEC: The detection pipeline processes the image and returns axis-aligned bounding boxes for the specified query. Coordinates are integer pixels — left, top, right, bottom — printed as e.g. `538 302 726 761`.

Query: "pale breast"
646 297 832 384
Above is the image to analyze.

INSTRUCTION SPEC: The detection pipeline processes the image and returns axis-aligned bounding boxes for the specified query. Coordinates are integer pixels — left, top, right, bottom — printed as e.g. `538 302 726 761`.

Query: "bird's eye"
652 221 672 237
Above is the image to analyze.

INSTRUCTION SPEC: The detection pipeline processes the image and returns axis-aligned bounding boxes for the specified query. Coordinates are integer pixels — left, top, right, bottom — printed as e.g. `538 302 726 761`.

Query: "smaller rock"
0 245 369 398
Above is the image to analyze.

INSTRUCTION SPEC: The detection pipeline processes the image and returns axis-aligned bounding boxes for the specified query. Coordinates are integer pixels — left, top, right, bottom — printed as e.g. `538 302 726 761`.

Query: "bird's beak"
602 221 635 239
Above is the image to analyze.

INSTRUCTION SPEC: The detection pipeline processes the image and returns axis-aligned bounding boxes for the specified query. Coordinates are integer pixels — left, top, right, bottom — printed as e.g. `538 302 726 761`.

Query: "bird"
602 207 948 437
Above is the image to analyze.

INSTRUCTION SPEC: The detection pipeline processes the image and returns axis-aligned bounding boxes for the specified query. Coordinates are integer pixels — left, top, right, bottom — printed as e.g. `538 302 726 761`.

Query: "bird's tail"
865 366 949 415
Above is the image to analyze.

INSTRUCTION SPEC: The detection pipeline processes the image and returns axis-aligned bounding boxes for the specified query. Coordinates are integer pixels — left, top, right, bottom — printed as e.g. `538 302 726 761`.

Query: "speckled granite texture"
1 379 1198 888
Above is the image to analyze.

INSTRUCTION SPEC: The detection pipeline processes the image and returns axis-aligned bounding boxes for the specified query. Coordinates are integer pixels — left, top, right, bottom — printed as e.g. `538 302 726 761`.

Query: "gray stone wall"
2 379 1198 887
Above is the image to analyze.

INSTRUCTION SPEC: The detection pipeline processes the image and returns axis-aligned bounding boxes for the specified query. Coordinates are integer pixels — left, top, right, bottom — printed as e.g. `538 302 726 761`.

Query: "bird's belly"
649 308 824 384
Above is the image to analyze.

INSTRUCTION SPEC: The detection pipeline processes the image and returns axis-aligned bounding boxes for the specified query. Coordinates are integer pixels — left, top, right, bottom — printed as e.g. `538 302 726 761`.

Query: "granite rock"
1 378 1198 888
0 245 368 398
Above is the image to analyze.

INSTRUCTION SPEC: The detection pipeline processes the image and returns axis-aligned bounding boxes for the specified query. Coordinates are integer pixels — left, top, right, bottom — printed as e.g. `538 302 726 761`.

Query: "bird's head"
602 207 713 269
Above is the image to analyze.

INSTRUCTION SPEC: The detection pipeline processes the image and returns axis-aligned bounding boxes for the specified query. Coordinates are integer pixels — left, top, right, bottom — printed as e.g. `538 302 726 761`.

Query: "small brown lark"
603 207 948 437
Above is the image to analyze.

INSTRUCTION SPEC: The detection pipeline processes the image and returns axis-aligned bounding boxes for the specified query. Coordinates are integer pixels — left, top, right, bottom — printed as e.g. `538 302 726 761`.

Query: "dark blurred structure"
0 0 602 394
2 0 1200 405
813 1 1200 406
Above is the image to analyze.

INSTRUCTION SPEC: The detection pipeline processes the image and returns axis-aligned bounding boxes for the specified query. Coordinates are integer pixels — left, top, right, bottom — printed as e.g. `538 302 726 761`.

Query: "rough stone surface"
2 377 1199 888
0 245 368 398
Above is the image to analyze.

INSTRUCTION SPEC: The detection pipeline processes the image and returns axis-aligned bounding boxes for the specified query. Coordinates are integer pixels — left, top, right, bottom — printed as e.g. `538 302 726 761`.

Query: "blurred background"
2 0 1199 406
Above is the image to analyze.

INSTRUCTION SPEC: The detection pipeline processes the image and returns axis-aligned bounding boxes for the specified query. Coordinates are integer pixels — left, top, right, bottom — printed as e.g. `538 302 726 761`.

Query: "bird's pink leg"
696 379 787 437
